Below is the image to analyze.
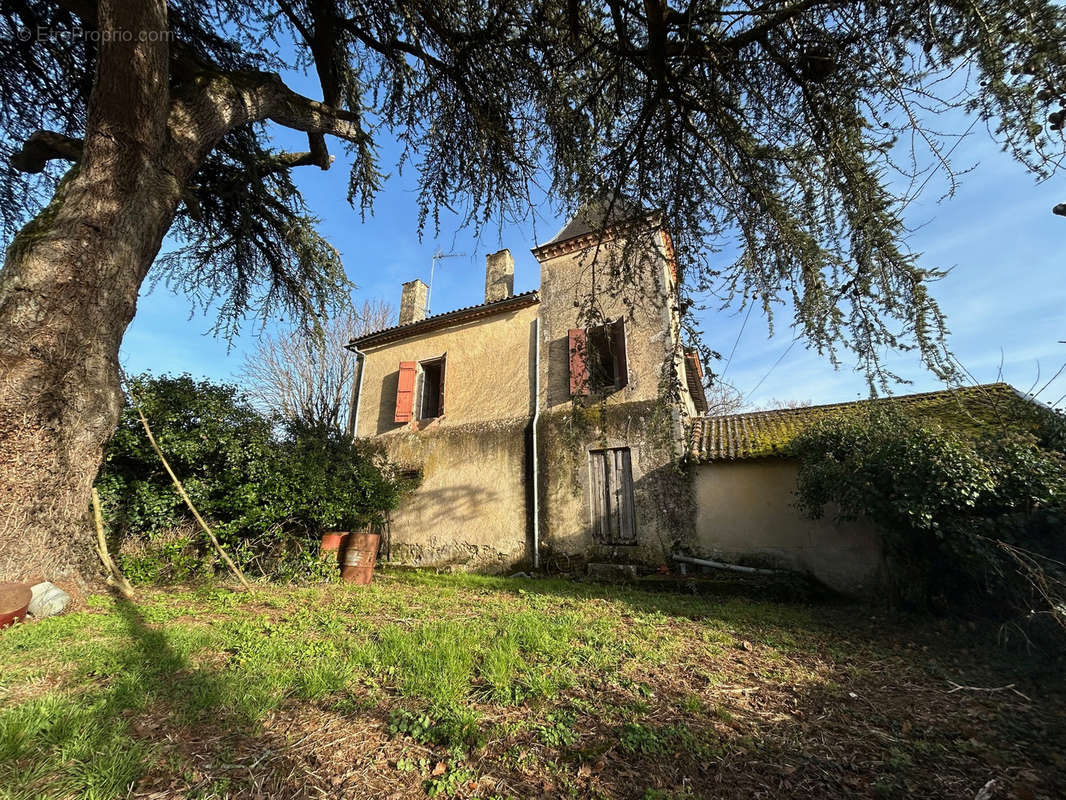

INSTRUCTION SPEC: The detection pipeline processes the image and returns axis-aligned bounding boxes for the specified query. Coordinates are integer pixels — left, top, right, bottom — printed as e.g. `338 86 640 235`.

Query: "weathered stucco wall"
692 459 882 595
356 303 539 438
530 227 694 568
534 232 678 412
377 419 530 571
537 402 696 568
359 223 699 574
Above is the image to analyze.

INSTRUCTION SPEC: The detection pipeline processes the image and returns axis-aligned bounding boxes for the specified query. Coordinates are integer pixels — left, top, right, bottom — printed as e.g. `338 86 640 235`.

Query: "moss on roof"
688 383 1056 462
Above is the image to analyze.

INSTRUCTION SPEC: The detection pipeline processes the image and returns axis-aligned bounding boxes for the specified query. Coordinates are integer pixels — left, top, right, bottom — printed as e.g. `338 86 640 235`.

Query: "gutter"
345 342 367 440
532 317 541 570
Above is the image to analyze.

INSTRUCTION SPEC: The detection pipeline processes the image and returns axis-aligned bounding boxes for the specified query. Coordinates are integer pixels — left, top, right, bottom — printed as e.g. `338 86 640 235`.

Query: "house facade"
346 202 1044 597
348 205 707 573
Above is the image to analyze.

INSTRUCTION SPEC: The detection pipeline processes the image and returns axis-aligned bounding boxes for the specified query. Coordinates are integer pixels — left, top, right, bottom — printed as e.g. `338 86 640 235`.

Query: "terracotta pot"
341 531 380 585
0 583 32 629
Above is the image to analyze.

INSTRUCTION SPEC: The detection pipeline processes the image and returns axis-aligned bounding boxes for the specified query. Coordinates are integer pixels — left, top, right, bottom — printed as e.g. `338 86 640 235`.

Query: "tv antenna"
426 247 465 315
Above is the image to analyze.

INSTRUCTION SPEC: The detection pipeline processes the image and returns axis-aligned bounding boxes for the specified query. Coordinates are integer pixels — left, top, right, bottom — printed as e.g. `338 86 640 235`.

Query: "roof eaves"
348 290 540 350
531 211 663 261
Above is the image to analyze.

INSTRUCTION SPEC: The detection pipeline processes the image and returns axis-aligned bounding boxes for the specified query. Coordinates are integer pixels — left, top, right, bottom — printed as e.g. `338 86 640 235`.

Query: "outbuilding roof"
348 290 540 350
688 382 1051 462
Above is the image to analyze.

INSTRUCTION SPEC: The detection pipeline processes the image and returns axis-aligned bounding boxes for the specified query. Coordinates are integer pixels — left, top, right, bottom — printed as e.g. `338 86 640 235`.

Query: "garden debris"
946 680 1033 703
0 582 31 628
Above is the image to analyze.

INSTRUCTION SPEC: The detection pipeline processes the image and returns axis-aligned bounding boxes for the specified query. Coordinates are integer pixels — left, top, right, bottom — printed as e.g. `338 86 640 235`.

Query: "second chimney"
485 249 515 304
399 279 428 325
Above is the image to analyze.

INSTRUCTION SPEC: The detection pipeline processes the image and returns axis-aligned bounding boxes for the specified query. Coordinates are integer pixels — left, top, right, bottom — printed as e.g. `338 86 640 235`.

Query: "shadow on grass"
3 578 1065 800
0 594 343 799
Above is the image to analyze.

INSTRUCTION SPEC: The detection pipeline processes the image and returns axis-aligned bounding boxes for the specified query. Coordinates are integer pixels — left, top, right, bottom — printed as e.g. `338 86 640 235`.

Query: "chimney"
485 249 515 304
399 279 428 325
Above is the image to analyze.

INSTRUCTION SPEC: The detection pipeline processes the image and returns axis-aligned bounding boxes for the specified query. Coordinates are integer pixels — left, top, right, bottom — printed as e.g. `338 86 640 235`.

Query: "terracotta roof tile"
687 382 1052 462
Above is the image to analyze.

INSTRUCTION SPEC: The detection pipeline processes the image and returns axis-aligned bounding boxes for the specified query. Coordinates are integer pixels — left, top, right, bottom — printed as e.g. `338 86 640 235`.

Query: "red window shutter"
394 361 416 423
568 328 589 396
610 318 628 389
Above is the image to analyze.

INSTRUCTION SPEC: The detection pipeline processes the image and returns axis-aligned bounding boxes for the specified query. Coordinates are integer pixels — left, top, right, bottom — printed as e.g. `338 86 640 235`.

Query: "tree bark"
0 0 176 586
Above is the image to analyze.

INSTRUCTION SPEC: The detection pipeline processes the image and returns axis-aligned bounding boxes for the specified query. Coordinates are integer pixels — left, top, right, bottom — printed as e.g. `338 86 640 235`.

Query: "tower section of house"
348 252 539 570
531 200 704 567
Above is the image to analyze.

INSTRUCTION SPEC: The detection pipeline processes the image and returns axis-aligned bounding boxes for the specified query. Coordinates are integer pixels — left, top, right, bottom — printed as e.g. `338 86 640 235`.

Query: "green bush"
254 420 409 535
790 406 1066 629
116 528 208 585
96 373 415 583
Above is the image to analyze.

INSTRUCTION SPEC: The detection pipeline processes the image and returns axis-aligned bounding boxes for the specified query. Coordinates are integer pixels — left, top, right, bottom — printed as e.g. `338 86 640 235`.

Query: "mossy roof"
687 383 1054 462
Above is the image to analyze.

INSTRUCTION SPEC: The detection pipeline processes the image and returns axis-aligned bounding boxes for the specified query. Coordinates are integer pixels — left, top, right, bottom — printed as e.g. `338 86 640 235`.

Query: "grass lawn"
1 570 1063 800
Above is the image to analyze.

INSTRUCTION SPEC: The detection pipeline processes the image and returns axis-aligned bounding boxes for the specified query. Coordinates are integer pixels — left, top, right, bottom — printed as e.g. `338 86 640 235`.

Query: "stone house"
347 203 705 574
346 204 1044 596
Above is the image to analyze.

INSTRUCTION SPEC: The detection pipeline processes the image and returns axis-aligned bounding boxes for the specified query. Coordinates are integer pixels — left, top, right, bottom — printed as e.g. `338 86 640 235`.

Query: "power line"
744 337 798 404
719 300 754 383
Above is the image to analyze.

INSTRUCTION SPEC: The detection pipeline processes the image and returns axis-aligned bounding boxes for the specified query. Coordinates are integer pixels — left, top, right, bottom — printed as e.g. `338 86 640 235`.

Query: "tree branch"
166 70 367 180
271 149 336 171
338 17 451 75
723 0 827 50
9 130 84 174
259 74 367 142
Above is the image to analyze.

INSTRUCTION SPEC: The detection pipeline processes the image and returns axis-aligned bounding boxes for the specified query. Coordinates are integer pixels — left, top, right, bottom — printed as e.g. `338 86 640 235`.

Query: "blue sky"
121 77 1066 411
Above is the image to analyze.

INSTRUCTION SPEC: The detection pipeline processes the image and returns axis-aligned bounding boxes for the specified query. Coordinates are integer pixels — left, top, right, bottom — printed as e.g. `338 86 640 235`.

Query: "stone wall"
355 303 539 437
531 224 694 569
358 219 700 574
533 229 680 412
536 401 696 569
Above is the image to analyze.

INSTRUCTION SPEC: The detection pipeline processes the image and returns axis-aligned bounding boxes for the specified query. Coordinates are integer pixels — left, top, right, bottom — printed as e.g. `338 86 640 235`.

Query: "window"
393 355 446 424
568 318 628 396
418 356 446 419
589 447 637 544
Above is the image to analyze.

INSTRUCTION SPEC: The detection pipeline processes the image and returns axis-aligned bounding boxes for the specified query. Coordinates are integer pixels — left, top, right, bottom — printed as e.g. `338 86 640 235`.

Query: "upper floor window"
393 354 446 423
569 318 628 396
419 357 446 419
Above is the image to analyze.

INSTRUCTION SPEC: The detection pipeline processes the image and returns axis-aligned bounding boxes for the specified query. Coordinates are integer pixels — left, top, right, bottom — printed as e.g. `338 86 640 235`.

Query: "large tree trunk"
0 172 182 586
0 0 176 587
0 0 363 585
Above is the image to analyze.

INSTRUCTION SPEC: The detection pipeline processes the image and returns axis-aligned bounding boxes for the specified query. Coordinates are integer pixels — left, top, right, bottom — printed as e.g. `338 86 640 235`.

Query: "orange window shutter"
569 328 589 396
394 361 416 423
